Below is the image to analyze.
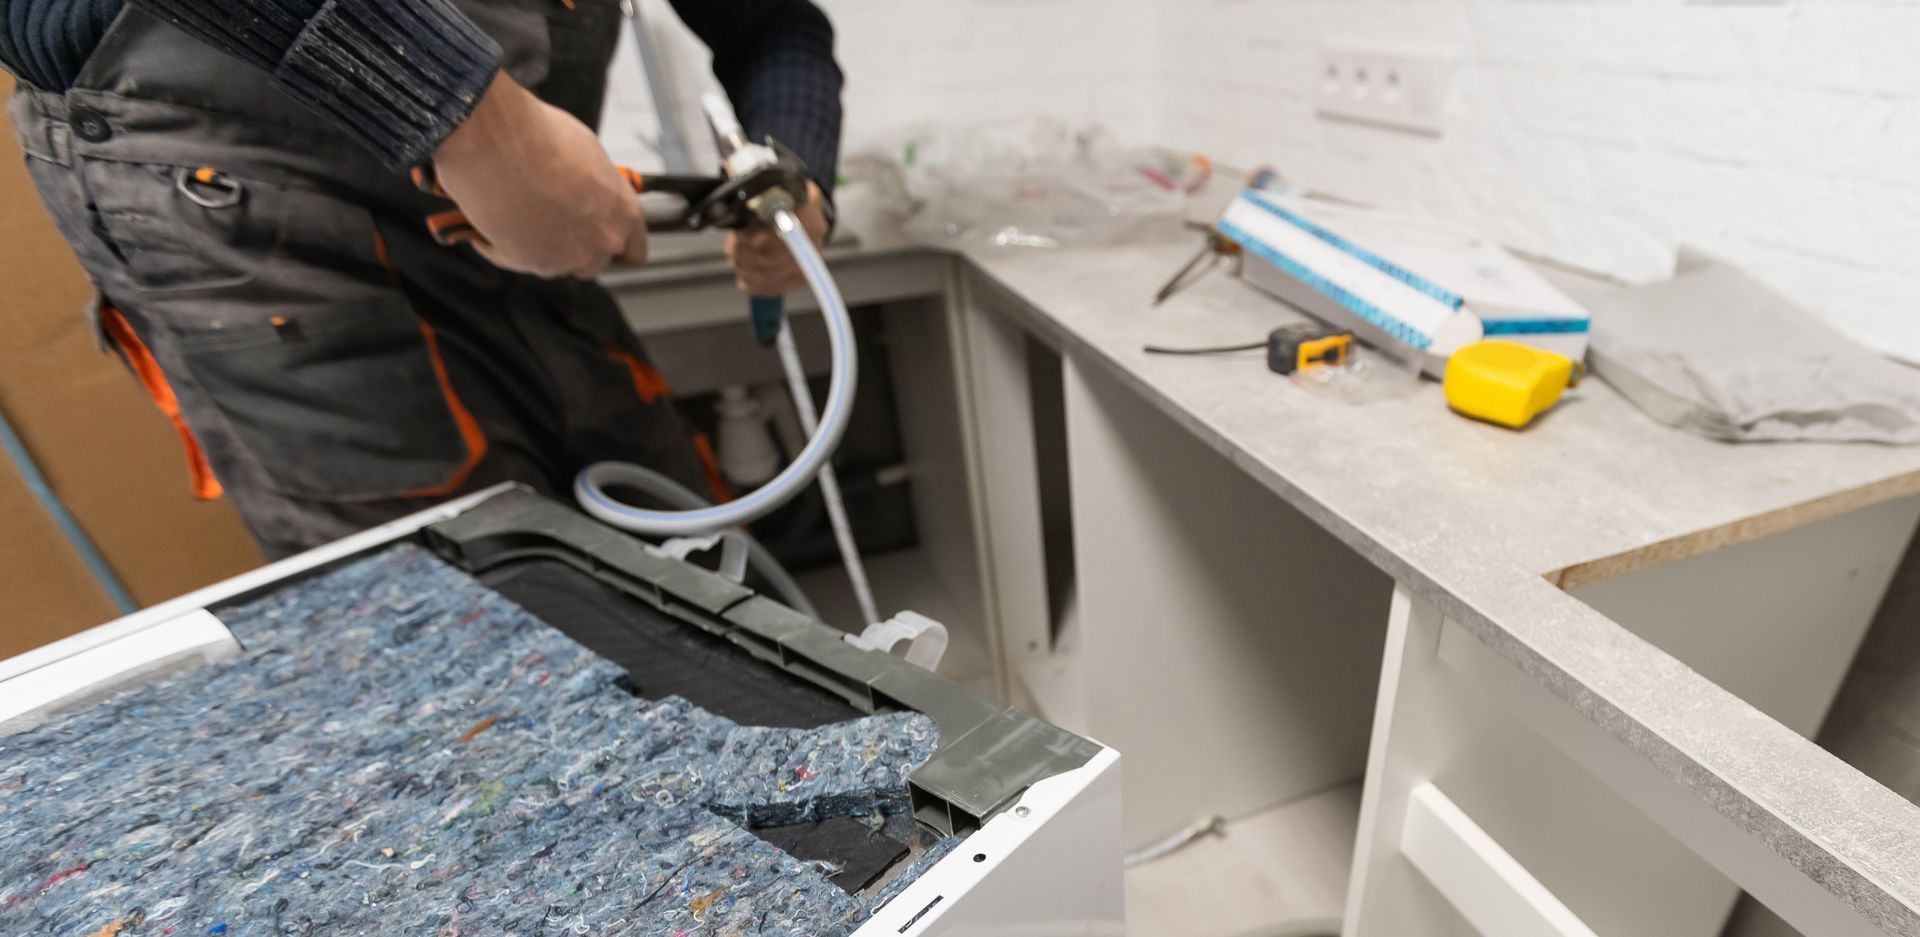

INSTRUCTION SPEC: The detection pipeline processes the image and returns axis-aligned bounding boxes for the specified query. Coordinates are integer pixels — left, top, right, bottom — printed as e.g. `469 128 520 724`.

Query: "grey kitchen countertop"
606 210 1920 931
956 233 1920 934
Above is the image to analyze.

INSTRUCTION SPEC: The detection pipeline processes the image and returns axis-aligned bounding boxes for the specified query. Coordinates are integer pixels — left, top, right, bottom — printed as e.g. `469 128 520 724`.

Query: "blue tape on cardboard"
1218 189 1590 371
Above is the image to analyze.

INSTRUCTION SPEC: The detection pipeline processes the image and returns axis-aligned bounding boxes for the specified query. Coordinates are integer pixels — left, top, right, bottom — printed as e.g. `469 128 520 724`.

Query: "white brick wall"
1143 0 1920 356
823 0 1920 359
816 0 1163 150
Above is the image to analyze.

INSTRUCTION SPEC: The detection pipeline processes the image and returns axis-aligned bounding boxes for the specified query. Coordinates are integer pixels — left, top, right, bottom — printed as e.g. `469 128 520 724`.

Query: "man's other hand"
726 181 829 298
432 73 648 280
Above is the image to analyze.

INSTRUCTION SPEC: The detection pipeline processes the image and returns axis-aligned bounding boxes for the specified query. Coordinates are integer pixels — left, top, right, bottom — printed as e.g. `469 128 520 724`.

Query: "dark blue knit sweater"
0 0 843 183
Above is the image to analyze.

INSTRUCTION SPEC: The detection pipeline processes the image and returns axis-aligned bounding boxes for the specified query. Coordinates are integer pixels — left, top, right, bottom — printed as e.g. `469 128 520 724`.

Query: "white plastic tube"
775 319 880 625
574 209 859 537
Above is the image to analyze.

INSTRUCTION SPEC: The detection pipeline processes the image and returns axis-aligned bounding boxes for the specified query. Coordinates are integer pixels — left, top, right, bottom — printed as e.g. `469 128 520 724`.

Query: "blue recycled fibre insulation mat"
0 545 951 936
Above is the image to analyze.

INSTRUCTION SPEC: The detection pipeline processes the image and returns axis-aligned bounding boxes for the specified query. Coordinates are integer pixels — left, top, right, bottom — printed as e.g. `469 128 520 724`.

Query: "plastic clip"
844 611 950 672
646 532 750 584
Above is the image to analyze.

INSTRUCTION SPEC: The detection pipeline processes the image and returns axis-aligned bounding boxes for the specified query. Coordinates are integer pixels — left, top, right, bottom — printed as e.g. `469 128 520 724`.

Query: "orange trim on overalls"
603 346 731 504
404 320 490 497
603 346 671 404
372 227 490 498
689 432 732 505
99 306 223 500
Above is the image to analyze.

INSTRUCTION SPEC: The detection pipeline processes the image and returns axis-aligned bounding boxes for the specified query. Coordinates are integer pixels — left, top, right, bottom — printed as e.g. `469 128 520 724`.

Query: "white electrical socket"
1314 47 1455 135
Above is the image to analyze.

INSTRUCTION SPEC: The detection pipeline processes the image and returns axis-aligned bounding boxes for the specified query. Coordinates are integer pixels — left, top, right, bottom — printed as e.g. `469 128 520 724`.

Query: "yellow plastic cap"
1443 340 1576 429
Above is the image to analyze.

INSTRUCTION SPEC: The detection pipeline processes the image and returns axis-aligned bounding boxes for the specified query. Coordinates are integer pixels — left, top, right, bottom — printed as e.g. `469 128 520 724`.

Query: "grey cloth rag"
1588 260 1920 444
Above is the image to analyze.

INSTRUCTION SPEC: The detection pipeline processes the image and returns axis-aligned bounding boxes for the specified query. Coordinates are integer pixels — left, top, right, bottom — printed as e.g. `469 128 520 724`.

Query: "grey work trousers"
9 2 714 559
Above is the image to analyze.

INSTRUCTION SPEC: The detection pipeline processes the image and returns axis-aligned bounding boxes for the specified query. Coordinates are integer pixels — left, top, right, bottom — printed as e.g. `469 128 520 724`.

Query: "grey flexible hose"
1125 815 1226 867
584 461 820 619
1131 815 1341 937
575 207 857 537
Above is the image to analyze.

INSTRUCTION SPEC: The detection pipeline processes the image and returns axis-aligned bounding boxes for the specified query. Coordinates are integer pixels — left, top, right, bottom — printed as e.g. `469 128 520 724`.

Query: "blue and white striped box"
1217 189 1590 375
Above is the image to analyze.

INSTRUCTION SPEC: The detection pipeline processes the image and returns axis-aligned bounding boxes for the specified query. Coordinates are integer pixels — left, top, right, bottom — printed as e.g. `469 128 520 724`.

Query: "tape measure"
1443 340 1585 429
1267 324 1354 376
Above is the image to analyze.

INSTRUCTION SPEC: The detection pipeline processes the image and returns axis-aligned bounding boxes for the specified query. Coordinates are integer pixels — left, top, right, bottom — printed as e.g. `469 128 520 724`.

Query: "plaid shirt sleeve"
666 0 845 199
132 0 501 172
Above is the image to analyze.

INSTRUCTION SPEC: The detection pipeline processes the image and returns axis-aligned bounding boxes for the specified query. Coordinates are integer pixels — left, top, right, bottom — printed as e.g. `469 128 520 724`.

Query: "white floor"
1124 783 1358 937
803 549 1358 936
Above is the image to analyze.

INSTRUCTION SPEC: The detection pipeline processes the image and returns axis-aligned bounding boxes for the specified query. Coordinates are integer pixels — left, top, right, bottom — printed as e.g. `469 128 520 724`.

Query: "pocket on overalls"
160 293 483 502
87 161 285 292
98 164 486 502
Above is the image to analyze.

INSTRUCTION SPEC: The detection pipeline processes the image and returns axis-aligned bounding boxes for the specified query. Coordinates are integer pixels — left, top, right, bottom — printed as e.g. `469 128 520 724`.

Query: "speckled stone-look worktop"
954 239 1920 933
602 219 1920 929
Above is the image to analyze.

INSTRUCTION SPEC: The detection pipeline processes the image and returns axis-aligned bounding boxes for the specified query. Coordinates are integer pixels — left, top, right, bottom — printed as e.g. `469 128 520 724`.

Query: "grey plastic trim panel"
423 487 1104 835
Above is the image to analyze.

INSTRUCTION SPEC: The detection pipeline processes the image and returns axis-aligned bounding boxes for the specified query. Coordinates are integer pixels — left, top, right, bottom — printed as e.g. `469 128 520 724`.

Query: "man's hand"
432 73 648 280
726 181 829 297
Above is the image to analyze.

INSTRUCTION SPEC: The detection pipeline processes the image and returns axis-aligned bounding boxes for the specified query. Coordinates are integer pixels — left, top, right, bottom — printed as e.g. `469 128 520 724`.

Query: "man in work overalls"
1 0 840 557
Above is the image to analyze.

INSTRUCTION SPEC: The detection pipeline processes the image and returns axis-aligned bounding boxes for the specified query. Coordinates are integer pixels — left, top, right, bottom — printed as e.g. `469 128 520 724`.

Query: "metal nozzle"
701 92 752 158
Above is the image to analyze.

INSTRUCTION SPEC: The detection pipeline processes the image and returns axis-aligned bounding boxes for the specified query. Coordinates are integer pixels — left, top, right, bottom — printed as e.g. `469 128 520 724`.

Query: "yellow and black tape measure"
1267 324 1353 376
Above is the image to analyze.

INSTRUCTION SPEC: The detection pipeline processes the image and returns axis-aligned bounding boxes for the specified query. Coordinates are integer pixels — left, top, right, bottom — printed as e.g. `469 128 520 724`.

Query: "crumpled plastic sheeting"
0 545 940 936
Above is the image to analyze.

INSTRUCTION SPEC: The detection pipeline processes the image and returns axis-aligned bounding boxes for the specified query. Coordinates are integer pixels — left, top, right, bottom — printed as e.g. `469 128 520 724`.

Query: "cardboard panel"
0 458 117 653
0 73 261 657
